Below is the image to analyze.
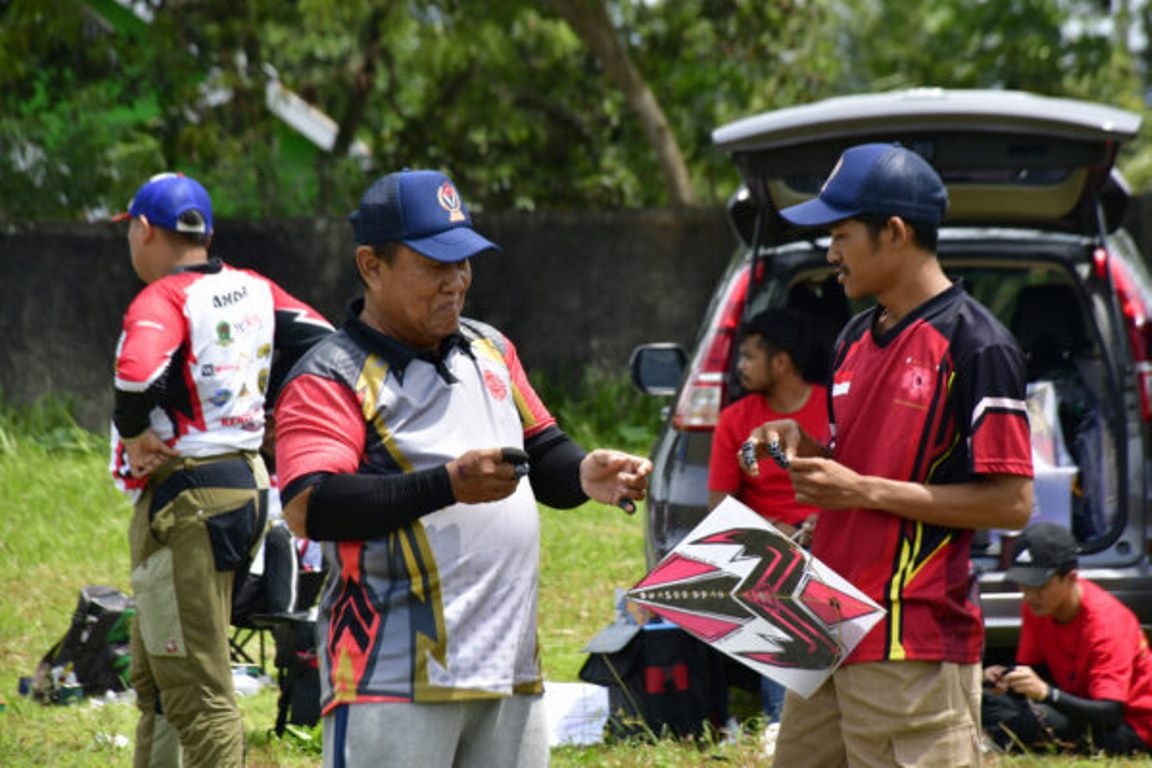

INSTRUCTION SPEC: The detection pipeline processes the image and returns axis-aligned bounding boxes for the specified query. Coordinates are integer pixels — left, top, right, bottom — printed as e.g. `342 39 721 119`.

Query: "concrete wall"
0 209 734 431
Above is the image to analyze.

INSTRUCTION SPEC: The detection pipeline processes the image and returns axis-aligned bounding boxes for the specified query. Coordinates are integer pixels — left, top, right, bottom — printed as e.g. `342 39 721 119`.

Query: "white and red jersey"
110 260 332 496
276 310 557 710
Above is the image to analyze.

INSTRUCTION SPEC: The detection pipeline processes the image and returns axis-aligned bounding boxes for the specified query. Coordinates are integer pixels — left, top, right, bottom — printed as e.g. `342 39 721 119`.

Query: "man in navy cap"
743 144 1035 767
274 169 652 767
983 522 1152 756
111 172 333 766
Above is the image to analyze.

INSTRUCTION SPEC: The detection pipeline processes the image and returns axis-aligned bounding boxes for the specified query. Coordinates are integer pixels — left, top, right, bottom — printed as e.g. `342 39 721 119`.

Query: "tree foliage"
0 0 1149 220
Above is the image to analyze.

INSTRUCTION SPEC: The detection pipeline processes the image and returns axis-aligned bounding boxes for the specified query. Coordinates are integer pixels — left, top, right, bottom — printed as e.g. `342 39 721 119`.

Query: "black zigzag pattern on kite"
708 528 842 670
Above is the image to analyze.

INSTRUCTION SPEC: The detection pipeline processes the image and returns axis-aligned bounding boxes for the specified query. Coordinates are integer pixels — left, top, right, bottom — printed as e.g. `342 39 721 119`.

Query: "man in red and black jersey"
746 143 1034 767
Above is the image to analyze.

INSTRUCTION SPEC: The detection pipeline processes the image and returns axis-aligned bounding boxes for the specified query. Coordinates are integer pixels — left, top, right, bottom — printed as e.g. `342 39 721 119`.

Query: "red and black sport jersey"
815 282 1032 665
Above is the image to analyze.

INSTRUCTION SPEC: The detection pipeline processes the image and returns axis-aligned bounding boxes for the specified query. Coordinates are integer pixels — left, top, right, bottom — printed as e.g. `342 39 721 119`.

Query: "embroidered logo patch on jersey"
437 181 466 223
899 361 935 403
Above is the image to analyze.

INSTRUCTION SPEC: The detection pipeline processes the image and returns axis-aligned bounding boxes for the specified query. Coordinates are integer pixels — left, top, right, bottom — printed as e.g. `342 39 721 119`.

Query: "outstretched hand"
579 449 653 514
447 447 526 504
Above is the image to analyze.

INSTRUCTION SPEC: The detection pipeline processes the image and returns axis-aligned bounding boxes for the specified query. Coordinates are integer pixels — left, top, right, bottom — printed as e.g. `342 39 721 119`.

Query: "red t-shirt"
1018 579 1152 746
708 385 829 527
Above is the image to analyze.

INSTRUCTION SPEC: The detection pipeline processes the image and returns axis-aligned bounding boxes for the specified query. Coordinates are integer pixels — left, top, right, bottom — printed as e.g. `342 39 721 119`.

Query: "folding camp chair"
230 523 324 670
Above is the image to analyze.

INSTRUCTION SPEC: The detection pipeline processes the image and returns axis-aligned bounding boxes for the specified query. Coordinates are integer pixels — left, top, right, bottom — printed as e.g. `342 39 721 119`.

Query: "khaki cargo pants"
129 452 268 768
772 660 982 768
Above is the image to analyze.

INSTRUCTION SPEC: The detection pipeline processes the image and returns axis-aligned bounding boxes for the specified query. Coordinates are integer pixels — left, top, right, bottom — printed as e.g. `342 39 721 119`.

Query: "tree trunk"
546 0 696 206
316 4 388 212
332 6 386 159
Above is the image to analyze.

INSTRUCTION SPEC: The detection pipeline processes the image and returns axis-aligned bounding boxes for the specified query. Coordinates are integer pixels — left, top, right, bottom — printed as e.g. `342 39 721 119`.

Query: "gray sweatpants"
323 695 549 768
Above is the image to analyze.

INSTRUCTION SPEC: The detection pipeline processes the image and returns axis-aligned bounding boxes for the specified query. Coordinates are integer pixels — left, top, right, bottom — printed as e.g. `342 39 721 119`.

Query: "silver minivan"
632 88 1152 661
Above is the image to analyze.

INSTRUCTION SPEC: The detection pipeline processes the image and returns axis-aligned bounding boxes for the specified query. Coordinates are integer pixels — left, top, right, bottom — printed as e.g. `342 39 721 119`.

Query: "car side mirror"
630 343 687 396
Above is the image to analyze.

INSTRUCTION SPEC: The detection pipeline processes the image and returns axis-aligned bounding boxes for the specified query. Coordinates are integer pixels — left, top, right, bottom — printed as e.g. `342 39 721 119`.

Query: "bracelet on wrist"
1045 686 1061 706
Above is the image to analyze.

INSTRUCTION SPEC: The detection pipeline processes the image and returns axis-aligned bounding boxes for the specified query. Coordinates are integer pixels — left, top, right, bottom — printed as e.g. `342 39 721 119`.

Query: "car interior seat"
1009 282 1091 381
788 273 849 383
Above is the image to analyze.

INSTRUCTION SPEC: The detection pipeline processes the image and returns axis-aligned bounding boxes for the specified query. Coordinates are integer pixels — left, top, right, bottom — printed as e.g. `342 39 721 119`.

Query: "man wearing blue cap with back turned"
743 144 1035 767
273 169 653 767
111 173 333 767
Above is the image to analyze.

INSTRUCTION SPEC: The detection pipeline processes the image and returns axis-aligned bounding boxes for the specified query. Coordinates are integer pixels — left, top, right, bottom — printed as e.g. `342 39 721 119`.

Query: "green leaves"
2 0 1151 217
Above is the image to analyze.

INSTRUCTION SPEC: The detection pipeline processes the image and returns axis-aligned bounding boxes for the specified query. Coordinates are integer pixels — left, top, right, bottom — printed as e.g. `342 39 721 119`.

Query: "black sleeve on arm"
1048 688 1126 730
304 467 456 541
114 389 154 439
525 426 588 509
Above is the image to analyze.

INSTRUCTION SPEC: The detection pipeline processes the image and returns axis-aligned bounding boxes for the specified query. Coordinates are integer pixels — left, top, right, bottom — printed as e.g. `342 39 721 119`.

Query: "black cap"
1005 522 1079 588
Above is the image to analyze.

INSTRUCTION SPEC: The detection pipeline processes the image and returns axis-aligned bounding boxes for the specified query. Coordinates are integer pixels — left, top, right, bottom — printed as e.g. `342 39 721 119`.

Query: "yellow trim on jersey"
332 646 358 703
355 354 412 473
887 523 953 660
469 336 504 365
404 525 449 688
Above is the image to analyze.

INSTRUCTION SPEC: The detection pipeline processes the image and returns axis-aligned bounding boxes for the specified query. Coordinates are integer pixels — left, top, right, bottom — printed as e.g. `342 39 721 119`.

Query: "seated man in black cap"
983 521 1152 755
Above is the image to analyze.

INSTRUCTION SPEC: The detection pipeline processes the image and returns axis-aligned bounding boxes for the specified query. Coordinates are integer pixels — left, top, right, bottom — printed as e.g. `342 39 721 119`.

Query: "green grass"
0 392 1146 766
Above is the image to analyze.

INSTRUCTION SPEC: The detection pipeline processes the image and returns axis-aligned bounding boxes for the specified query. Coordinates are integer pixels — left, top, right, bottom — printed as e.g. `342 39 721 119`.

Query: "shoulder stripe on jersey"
971 396 1027 429
354 354 412 473
275 306 335 330
469 336 504 365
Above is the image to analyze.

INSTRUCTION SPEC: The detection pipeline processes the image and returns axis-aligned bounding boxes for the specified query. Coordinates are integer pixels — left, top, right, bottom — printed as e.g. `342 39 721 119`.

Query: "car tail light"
671 266 750 430
1102 248 1152 421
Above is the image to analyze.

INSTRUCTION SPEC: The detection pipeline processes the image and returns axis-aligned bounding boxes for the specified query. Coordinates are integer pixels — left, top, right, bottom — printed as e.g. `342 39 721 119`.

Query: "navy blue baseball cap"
113 172 213 234
349 169 499 263
780 143 948 228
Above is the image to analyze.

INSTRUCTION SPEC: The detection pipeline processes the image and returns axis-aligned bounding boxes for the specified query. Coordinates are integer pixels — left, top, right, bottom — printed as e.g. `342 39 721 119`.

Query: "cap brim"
405 227 500 263
111 212 132 223
1005 566 1055 588
779 197 861 229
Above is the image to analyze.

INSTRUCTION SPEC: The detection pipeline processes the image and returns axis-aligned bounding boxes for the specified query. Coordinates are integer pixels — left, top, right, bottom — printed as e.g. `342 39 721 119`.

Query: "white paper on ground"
543 680 608 746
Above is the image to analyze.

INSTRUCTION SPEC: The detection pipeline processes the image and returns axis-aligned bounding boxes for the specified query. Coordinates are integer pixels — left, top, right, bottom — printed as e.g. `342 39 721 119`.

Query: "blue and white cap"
113 172 213 234
349 169 499 263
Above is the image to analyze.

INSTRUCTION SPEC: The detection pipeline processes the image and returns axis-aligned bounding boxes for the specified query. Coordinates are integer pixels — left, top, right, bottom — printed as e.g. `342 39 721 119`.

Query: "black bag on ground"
579 624 728 741
32 585 135 703
271 618 321 735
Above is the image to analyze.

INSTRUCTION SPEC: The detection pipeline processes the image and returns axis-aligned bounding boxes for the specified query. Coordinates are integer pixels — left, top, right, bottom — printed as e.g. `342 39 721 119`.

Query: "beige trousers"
772 660 982 768
129 453 268 768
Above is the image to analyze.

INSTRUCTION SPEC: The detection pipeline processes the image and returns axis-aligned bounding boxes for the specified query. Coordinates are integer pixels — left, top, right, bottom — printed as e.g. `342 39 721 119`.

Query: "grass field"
0 394 1147 766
